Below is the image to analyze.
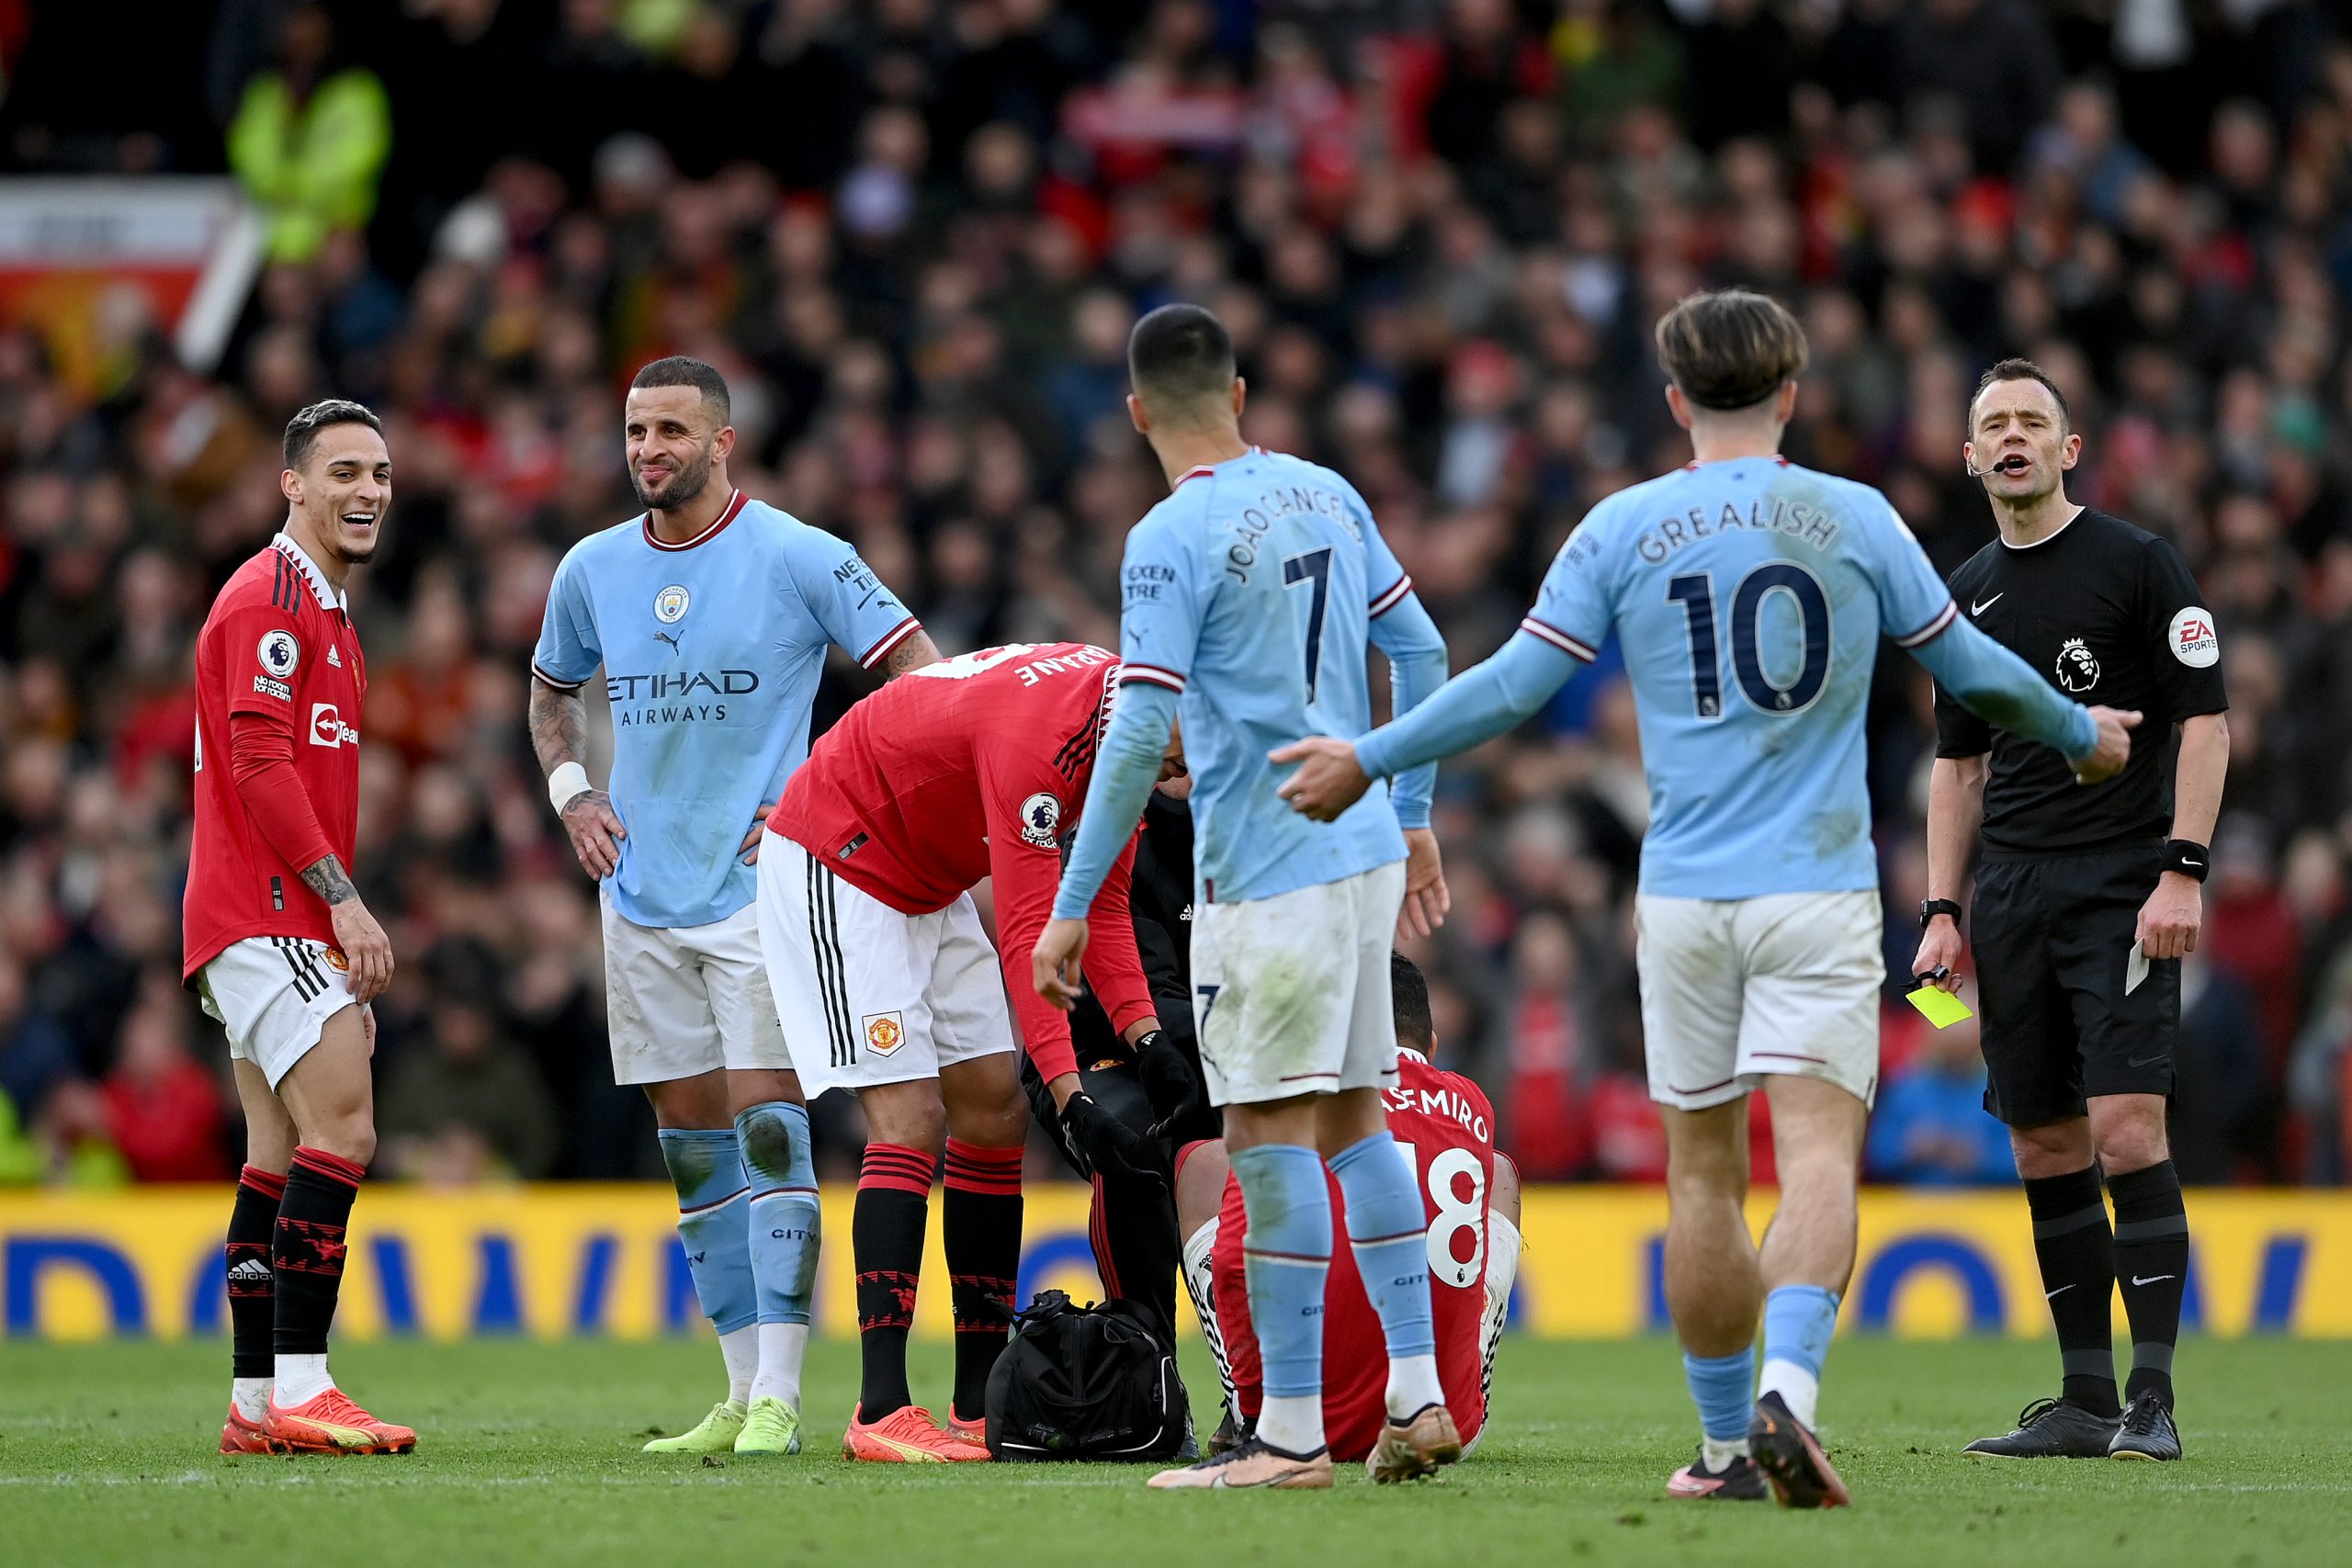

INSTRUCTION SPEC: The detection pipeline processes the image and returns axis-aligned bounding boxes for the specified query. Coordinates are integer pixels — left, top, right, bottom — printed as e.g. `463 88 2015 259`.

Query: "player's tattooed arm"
305 852 395 1003
883 627 942 677
527 675 588 773
531 674 628 878
300 852 360 907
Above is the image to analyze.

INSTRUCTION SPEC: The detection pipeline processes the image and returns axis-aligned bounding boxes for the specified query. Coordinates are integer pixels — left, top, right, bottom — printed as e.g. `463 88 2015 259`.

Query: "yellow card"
1905 985 1974 1029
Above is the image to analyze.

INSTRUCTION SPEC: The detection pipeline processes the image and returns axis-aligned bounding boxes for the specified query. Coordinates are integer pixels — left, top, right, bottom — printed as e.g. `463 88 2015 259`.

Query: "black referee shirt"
1933 507 2229 859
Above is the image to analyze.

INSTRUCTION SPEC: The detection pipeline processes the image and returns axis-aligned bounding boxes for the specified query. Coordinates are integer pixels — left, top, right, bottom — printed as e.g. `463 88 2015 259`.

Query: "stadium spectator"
378 960 560 1181
1864 1010 2013 1187
100 977 232 1182
225 3 392 264
1 1 2350 1194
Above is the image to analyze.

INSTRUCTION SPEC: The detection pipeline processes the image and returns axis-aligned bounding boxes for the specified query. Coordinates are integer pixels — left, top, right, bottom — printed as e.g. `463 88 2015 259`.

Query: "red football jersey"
183 535 368 979
1214 1050 1497 1461
765 642 1154 1082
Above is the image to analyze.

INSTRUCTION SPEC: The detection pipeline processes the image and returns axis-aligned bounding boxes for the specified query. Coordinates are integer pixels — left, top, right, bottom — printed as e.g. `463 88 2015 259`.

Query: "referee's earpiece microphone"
1966 453 2027 479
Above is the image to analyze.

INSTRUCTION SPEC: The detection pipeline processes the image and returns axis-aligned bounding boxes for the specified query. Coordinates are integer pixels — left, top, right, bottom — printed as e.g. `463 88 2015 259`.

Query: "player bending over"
1179 955 1522 1464
191 401 408 1455
761 641 1175 1461
530 357 936 1458
1274 290 2137 1507
1037 303 1456 1491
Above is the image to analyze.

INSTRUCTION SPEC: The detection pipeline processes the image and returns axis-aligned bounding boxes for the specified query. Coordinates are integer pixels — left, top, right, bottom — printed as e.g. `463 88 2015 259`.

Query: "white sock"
750 1323 808 1407
1179 1222 1238 1415
1255 1393 1323 1455
718 1325 758 1407
274 1354 334 1405
1385 1352 1444 1420
1702 1435 1752 1471
232 1378 272 1423
1758 1357 1822 1429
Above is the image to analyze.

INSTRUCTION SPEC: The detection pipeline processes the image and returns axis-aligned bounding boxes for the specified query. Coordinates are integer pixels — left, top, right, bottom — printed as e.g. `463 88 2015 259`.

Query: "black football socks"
2023 1165 2120 1417
227 1164 285 1381
854 1143 933 1418
943 1139 1023 1423
2108 1159 2188 1410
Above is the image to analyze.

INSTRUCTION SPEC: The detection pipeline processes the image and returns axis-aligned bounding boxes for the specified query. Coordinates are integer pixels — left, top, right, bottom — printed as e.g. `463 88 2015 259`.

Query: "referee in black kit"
1911 360 2228 1463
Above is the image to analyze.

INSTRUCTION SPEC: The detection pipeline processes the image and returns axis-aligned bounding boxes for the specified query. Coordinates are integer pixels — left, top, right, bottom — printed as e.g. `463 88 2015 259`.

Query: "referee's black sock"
2108 1159 2188 1410
853 1143 933 1419
2024 1165 2120 1417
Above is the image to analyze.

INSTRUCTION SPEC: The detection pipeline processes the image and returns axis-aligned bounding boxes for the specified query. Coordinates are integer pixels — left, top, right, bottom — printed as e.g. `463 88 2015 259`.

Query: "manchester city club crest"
653 584 690 624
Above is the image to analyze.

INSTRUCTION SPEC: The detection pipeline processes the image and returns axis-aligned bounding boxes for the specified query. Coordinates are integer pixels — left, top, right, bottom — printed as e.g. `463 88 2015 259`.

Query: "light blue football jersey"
532 491 920 928
1517 457 1964 898
1074 448 1448 910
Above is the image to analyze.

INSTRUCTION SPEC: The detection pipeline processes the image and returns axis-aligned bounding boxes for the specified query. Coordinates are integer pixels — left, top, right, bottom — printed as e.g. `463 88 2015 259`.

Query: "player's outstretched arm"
528 674 627 879
1273 630 1581 822
1904 615 2138 783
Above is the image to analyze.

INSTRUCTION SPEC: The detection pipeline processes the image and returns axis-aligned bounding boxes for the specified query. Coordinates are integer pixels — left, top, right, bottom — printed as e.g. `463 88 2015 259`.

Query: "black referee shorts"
1971 841 2178 1127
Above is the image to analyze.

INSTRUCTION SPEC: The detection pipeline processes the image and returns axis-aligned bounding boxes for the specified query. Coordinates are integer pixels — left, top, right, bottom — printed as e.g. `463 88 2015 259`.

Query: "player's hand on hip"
1268 737 1372 821
2071 706 2142 784
2136 872 2203 960
1397 827 1451 940
1910 918 1966 993
560 788 627 878
1032 917 1089 1011
738 818 764 866
330 897 394 1005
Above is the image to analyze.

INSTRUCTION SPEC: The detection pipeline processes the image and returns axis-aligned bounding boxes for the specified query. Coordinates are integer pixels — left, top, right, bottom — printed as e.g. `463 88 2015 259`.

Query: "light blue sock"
1228 1143 1332 1409
659 1128 756 1337
735 1101 820 1326
1759 1284 1839 1427
1328 1131 1436 1359
1683 1346 1757 1446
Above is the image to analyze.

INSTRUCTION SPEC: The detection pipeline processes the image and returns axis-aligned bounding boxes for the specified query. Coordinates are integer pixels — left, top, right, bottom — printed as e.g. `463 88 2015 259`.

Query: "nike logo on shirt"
1971 593 2004 615
2130 1274 2177 1287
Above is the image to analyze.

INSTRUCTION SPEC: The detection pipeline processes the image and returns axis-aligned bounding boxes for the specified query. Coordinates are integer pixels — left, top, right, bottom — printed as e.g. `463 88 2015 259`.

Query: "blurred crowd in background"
4 0 2352 1188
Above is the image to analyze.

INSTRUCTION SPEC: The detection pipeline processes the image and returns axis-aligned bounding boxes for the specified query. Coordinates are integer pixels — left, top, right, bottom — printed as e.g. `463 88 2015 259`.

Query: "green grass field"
3 1336 2344 1567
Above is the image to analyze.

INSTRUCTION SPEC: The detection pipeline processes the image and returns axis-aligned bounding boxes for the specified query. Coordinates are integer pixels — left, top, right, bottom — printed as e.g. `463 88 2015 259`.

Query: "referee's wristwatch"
1917 898 1963 930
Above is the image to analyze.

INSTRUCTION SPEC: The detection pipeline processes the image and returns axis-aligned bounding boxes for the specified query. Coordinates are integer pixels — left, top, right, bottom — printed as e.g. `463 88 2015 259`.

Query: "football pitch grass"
5 1337 2346 1567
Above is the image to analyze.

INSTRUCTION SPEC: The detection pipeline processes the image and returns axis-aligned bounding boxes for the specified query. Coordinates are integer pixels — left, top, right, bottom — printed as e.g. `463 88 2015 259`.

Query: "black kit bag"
984 1290 1190 1461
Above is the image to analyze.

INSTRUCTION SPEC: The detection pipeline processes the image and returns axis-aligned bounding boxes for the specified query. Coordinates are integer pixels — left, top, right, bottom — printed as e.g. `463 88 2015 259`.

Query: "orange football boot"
263 1388 417 1455
945 1407 988 1450
220 1404 275 1455
842 1404 989 1462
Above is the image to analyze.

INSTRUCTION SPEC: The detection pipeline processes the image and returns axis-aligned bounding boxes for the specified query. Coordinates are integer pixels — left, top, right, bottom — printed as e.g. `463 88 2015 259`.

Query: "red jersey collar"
642 489 749 551
270 532 346 613
1172 446 1265 490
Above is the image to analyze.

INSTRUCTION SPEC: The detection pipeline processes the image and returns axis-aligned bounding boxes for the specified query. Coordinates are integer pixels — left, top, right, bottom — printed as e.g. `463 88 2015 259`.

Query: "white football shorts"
1191 860 1408 1107
753 829 1015 1097
1634 888 1883 1111
196 935 357 1089
601 890 791 1085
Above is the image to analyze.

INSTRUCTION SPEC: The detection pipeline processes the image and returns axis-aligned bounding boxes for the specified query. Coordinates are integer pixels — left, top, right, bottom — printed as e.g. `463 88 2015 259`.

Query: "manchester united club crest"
2054 637 2100 693
653 583 690 624
322 947 349 973
864 1011 905 1057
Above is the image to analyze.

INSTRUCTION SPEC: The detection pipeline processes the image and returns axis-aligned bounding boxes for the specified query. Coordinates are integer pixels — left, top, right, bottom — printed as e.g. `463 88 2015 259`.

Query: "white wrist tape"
548 761 593 815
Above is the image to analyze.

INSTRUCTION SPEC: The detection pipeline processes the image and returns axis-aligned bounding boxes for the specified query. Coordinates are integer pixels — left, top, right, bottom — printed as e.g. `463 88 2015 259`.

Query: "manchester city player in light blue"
1275 291 2140 1508
528 357 937 1459
1035 304 1460 1490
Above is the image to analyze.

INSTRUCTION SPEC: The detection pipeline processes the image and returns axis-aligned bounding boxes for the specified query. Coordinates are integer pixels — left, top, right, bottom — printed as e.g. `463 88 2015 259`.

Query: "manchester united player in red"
756 642 1178 1461
186 400 411 1457
1179 956 1523 1466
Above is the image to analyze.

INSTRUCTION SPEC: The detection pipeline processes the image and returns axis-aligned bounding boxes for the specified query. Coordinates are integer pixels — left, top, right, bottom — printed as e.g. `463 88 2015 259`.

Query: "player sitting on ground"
1273 289 2137 1508
759 642 1176 1461
1178 954 1522 1464
530 356 935 1459
189 400 409 1456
